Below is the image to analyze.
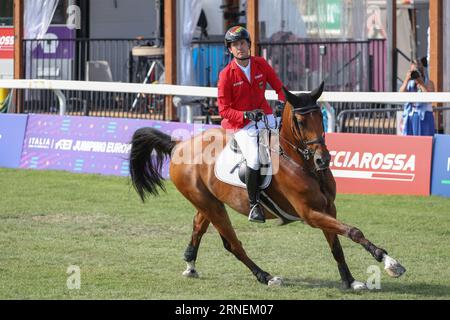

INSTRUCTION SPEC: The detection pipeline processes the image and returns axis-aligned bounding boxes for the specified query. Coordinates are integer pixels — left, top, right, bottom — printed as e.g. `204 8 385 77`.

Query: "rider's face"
229 39 250 59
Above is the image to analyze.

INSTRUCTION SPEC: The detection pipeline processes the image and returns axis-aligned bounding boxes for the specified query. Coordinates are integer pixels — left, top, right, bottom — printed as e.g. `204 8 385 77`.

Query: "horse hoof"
383 255 406 278
350 280 367 291
268 276 283 287
182 269 199 278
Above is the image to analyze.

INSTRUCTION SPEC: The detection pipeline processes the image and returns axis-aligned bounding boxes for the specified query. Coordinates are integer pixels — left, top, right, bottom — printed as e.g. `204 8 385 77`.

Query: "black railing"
20 37 394 125
434 107 450 134
21 38 166 119
191 38 386 92
23 38 157 82
259 39 386 92
18 88 165 120
337 106 450 135
337 106 402 134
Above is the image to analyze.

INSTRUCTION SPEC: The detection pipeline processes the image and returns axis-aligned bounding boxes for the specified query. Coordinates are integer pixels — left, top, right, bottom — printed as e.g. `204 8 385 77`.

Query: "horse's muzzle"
314 151 331 171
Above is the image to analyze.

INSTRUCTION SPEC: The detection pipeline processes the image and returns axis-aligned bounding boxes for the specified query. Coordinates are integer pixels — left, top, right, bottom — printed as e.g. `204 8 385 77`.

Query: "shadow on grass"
283 277 450 298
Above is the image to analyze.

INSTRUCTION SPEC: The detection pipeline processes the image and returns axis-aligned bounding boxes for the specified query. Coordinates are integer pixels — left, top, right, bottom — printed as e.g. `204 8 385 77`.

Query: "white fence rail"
2 79 450 103
1 79 449 134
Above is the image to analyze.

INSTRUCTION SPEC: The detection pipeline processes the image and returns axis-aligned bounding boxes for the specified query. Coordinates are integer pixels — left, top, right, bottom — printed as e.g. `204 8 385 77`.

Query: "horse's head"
281 82 330 171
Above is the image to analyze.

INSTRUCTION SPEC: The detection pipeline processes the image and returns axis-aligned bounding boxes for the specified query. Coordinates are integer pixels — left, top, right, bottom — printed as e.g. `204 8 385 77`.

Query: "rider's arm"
217 70 246 125
261 58 286 102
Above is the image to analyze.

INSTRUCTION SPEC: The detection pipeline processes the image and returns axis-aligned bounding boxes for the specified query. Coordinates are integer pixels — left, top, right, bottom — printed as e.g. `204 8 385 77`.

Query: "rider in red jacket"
218 26 285 223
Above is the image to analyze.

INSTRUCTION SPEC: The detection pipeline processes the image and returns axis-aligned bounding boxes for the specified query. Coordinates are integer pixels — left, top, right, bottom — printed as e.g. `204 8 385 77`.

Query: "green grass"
0 168 449 300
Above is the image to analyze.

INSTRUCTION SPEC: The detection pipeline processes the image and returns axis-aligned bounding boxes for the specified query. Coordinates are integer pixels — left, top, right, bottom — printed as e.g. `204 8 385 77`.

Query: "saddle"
214 127 302 224
214 129 273 189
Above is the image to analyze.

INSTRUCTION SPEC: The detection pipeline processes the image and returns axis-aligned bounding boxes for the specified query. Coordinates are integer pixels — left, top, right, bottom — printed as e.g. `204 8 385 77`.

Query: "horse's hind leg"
185 197 277 284
182 211 210 278
174 172 279 285
206 205 279 285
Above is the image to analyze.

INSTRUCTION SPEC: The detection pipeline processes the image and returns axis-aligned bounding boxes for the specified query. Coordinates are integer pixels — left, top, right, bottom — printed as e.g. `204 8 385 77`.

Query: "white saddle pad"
214 140 272 189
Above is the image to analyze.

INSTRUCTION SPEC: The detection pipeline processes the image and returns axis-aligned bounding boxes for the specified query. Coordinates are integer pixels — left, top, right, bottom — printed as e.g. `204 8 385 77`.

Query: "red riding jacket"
217 56 285 131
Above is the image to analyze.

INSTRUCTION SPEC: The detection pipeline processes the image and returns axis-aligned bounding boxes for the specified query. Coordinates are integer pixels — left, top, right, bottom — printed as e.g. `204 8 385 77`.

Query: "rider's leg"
245 165 265 222
234 125 265 223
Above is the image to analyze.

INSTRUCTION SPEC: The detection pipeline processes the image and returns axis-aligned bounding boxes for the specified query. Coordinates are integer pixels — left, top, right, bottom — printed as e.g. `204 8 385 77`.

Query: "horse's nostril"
315 157 330 169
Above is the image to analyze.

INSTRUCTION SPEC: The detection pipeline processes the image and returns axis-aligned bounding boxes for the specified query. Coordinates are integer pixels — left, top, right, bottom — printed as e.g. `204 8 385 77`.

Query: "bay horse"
129 83 406 289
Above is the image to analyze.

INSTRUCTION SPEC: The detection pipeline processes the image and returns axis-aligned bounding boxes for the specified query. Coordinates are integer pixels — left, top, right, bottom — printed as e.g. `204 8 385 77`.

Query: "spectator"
320 101 335 133
399 59 435 136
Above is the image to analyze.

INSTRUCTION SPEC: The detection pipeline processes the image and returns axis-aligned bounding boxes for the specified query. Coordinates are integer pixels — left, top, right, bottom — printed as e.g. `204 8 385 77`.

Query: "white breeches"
233 114 277 170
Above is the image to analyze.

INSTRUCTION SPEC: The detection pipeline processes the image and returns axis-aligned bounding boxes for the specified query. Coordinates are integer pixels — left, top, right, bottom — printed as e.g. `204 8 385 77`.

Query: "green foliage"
0 168 449 299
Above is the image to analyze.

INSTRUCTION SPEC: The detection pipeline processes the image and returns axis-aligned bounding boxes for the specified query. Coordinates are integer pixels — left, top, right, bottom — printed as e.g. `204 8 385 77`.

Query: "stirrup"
248 204 265 223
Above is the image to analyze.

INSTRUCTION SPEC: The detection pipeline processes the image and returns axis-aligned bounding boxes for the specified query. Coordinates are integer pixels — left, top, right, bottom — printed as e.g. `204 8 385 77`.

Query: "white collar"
236 60 251 81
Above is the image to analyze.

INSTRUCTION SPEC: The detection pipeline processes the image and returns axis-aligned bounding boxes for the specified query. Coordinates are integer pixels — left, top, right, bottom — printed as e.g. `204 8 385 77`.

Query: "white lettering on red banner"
330 150 416 182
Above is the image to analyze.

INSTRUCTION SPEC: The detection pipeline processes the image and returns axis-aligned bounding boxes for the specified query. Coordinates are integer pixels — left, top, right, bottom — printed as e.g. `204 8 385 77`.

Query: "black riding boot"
245 166 265 223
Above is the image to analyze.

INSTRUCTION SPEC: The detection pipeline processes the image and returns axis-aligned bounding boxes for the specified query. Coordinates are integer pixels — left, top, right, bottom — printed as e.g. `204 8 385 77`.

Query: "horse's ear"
310 81 325 102
282 86 298 107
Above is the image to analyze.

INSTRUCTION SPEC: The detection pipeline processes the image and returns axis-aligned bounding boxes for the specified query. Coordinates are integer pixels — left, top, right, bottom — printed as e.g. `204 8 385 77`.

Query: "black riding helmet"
224 26 251 48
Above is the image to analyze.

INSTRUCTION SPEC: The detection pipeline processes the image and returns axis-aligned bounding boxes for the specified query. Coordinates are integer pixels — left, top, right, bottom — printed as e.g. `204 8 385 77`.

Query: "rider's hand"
244 109 264 122
274 101 285 117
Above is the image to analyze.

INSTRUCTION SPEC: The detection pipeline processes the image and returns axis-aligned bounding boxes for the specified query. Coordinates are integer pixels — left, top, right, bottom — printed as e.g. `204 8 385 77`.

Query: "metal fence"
21 38 167 119
17 88 165 120
259 39 386 92
23 38 157 82
22 36 449 133
337 106 402 134
336 106 450 135
191 39 386 92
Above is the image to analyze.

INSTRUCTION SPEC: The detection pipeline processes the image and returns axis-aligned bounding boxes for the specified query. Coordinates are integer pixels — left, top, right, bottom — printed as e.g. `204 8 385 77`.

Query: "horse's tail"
129 127 177 202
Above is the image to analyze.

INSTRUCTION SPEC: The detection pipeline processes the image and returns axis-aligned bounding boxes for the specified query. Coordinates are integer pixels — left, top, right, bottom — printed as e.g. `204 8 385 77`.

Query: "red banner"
0 27 14 60
326 133 433 195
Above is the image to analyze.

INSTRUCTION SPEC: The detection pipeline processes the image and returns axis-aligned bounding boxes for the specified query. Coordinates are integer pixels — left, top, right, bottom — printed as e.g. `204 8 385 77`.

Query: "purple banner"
0 114 28 168
20 115 217 178
32 26 75 59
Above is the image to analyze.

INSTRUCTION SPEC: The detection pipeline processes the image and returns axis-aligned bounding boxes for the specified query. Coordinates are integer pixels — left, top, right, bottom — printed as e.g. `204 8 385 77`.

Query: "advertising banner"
326 133 433 195
32 26 75 59
19 115 212 177
0 27 14 60
0 114 28 168
431 134 450 197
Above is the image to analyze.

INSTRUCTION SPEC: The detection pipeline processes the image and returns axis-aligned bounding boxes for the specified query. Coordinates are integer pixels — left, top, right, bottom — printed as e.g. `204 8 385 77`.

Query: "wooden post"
247 0 259 56
429 0 443 92
13 0 24 113
429 0 443 132
386 0 397 92
164 0 177 121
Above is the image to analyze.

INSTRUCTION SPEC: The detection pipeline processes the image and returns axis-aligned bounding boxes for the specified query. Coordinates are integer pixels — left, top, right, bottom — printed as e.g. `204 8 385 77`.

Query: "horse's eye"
294 113 305 127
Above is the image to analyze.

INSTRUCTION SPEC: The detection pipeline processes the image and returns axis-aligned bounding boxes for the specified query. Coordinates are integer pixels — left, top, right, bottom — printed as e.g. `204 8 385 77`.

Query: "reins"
261 107 325 164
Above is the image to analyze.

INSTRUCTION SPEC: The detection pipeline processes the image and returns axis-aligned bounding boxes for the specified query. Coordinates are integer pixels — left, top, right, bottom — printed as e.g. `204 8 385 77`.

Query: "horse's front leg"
182 211 210 278
321 203 366 290
298 202 406 280
323 231 367 290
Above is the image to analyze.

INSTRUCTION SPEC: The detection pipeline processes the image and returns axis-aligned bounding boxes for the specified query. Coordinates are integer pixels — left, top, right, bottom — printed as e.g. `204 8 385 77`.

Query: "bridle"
255 103 327 171
278 105 326 162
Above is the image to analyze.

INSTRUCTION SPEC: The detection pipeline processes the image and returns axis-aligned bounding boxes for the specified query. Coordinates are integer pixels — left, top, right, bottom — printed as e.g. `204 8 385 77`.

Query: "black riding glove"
244 110 264 122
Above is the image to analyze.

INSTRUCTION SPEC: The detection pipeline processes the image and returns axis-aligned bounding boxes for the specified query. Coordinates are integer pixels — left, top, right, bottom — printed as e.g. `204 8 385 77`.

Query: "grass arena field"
1 168 449 300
